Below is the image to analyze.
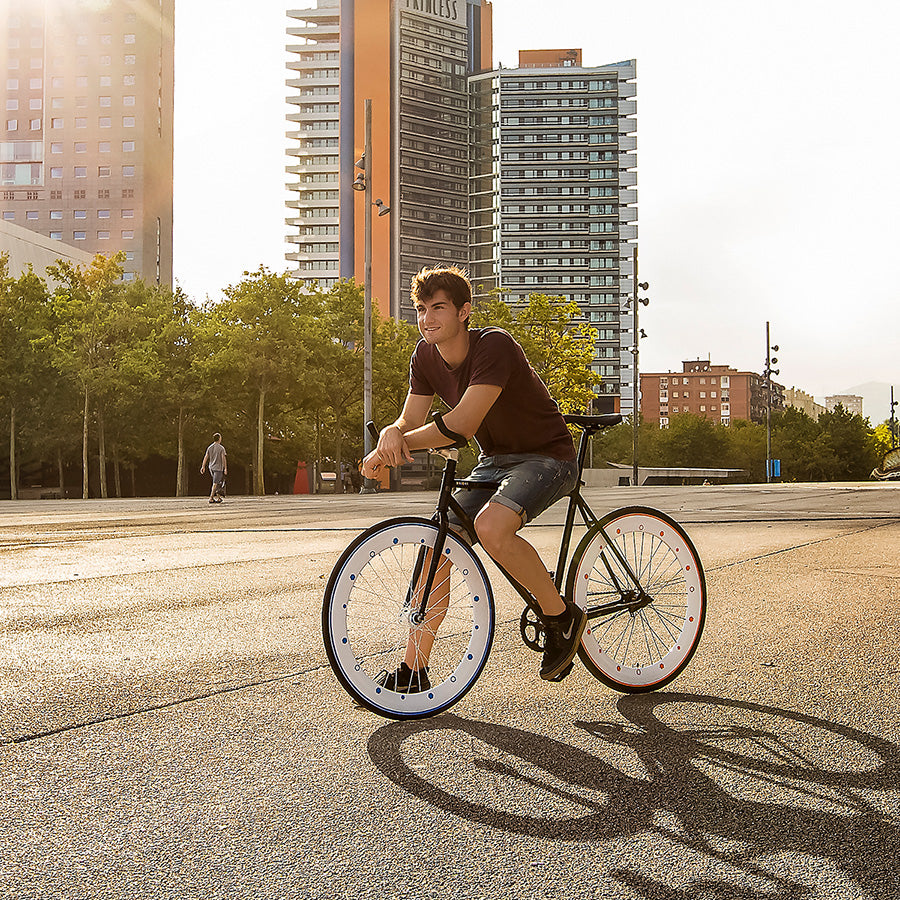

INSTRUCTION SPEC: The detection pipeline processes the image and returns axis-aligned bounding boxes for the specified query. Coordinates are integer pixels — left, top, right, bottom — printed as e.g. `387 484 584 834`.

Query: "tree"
205 267 313 495
43 253 136 499
0 257 51 499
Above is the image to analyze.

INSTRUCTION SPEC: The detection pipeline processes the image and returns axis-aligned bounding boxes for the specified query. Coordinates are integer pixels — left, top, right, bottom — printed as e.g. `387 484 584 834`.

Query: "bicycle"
322 414 707 720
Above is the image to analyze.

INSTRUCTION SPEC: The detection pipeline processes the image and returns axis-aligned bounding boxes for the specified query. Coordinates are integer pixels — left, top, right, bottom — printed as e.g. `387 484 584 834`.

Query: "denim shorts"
449 453 579 529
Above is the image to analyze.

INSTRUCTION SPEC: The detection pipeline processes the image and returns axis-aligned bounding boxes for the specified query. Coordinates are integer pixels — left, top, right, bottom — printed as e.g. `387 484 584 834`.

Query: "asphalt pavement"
1 483 898 900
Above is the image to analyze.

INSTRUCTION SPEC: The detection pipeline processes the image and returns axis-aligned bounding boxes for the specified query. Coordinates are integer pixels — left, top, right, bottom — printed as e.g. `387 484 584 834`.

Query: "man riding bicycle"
361 266 588 691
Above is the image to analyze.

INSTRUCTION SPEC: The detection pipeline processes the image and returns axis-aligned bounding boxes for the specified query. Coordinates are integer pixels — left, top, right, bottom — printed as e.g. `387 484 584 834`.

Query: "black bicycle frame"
410 420 651 624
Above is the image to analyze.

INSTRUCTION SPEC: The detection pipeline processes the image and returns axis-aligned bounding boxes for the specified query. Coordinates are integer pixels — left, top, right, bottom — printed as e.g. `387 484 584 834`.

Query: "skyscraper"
1 0 174 285
470 53 637 410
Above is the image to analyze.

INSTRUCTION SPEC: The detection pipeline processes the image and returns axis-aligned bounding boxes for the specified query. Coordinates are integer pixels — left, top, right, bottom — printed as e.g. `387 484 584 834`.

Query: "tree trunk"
113 445 122 498
314 410 322 495
57 447 65 497
335 408 343 493
255 388 266 496
9 404 17 501
98 406 108 499
175 406 185 497
82 388 90 499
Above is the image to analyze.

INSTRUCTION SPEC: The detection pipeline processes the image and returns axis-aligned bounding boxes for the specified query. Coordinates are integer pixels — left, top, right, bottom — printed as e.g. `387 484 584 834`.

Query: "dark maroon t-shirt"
409 328 575 460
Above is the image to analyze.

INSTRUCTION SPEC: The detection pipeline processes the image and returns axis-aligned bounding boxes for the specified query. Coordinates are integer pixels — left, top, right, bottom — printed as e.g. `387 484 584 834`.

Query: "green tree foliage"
0 256 52 499
204 267 313 495
3 256 890 497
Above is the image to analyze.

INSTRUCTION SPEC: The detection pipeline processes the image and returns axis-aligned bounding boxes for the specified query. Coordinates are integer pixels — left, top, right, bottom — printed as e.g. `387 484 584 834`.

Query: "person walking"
200 433 228 504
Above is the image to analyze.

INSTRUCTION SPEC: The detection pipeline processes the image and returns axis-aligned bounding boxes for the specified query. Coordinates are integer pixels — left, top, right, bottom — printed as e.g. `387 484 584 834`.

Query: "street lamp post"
353 99 390 493
628 246 649 486
890 386 898 447
764 321 780 483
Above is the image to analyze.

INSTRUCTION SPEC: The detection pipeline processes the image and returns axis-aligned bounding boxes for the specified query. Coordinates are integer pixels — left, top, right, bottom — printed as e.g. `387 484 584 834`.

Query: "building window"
50 142 62 152
73 231 86 240
99 141 110 152
122 117 134 128
30 119 40 130
99 96 111 107
74 210 86 219
50 190 62 199
5 120 16 131
50 210 62 219
50 166 62 177
122 166 134 177
50 231 62 239
51 117 63 128
99 117 111 127
123 95 135 106
122 188 133 198
121 229 134 239
74 166 86 177
74 189 85 199
75 142 87 152
122 140 134 151
123 75 135 86
124 34 136 44
122 208 133 218
98 166 110 176
26 210 38 220
97 231 109 240
98 189 109 198
98 209 110 218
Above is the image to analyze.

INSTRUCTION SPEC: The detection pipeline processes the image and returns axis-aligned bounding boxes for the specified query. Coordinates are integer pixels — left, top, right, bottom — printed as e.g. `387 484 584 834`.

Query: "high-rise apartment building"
470 52 637 408
286 3 637 409
1 0 174 285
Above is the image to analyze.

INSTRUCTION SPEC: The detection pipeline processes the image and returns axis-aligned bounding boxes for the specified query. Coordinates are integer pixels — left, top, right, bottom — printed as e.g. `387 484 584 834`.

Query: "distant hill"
817 382 896 424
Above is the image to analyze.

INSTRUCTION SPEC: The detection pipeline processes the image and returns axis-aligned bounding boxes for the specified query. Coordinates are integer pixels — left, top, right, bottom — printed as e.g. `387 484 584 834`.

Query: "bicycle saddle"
563 413 623 431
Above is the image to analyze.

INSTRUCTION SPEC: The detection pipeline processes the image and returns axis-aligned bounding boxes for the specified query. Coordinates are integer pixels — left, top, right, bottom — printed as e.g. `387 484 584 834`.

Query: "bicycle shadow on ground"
367 691 899 898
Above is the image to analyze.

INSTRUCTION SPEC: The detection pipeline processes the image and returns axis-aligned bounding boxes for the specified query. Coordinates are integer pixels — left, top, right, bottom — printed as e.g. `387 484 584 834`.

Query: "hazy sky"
173 0 900 403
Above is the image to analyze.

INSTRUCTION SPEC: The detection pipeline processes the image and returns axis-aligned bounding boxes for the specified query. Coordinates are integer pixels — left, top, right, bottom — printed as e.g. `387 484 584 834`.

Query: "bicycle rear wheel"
323 517 495 719
567 506 706 692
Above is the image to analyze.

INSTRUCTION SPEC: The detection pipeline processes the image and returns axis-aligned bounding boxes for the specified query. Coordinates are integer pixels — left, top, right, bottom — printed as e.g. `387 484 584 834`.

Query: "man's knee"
474 503 522 555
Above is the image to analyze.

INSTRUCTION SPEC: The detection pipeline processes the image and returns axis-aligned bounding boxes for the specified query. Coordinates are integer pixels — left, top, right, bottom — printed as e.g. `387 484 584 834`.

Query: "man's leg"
474 502 565 615
402 547 452 671
474 501 585 681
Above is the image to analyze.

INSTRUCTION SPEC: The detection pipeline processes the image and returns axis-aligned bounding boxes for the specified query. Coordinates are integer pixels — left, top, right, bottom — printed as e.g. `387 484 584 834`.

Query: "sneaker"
540 603 587 681
374 662 431 693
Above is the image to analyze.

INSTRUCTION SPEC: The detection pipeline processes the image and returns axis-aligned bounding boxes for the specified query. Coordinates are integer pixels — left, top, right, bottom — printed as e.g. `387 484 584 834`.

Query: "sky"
173 0 900 409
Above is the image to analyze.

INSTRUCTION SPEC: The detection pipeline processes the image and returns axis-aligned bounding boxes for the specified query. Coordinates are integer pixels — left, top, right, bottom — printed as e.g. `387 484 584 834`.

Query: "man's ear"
459 301 471 322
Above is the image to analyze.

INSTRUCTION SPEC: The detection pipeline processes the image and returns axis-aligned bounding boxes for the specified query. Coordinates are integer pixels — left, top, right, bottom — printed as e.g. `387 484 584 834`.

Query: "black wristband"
433 411 467 448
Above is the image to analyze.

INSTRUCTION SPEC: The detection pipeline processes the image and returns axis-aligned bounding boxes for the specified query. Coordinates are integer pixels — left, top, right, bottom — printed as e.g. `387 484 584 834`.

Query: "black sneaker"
540 603 587 681
375 662 431 693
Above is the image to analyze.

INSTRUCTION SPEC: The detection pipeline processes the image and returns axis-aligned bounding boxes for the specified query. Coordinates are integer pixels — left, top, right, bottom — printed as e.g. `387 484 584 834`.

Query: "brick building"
640 359 784 427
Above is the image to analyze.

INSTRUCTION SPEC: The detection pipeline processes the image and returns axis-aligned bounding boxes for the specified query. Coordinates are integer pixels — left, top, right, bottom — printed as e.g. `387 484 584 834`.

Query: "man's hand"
376 425 414 468
200 465 205 474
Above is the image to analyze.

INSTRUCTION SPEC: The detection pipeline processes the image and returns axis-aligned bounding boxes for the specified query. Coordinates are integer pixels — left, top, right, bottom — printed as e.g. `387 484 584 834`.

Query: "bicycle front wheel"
322 517 495 719
567 506 706 692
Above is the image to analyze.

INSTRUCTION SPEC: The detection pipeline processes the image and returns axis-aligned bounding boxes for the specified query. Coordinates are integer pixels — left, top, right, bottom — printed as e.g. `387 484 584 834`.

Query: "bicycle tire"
566 506 706 692
322 517 495 719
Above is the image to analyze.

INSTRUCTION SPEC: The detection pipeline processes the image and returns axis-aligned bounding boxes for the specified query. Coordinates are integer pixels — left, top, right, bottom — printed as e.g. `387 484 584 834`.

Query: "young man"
200 433 227 504
361 266 587 691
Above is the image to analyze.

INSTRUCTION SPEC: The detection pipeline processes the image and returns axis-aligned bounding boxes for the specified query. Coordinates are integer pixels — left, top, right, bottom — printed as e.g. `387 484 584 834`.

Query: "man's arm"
400 384 501 452
222 449 227 476
200 451 209 474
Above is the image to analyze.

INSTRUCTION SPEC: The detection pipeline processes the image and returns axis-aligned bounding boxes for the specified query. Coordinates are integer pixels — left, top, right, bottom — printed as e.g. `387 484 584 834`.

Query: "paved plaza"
1 483 898 899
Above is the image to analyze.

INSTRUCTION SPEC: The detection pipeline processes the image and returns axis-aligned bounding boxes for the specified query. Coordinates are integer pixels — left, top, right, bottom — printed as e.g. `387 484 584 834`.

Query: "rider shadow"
367 691 899 898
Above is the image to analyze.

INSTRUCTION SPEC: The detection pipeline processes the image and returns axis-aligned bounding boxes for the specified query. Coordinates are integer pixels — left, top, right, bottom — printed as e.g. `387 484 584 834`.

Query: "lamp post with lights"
351 99 390 492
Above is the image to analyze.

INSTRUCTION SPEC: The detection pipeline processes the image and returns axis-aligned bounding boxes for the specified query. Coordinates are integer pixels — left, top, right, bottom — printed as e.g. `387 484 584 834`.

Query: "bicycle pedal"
547 661 574 683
